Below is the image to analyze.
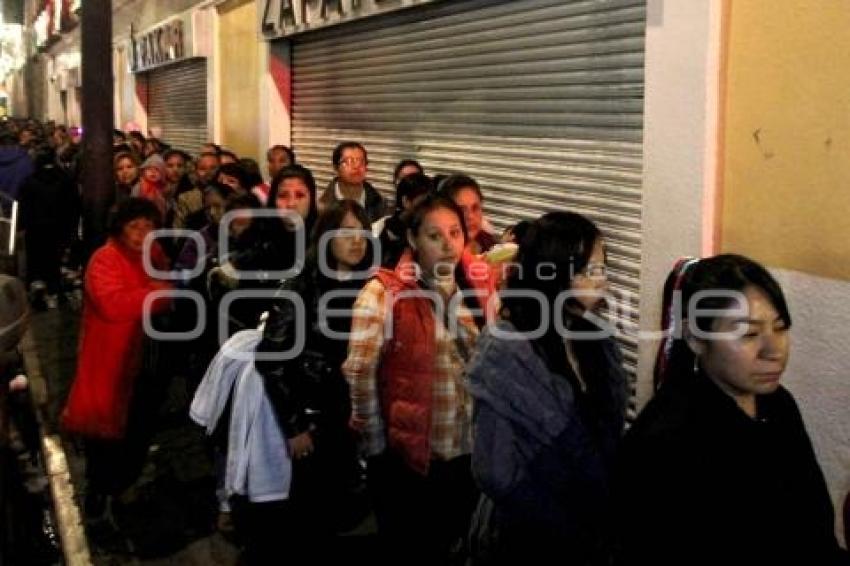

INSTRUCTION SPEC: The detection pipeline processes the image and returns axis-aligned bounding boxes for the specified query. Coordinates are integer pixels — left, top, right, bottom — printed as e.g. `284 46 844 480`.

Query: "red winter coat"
62 239 170 439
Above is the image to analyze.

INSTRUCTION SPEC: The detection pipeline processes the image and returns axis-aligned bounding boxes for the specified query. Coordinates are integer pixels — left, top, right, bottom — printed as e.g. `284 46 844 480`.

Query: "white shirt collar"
334 180 366 208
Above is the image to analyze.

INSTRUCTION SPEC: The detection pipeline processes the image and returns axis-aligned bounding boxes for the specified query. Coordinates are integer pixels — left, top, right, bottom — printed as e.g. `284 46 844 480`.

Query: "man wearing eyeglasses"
318 141 388 222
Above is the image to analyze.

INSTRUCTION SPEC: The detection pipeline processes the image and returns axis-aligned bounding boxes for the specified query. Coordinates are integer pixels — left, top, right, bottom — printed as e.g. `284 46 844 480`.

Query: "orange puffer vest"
373 250 494 475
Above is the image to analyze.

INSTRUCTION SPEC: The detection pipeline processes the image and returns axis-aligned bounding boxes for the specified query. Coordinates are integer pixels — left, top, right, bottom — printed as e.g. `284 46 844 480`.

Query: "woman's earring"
693 356 700 375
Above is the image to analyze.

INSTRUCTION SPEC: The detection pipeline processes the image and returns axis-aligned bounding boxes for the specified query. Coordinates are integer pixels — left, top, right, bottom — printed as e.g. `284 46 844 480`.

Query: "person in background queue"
318 141 387 222
439 174 498 255
61 198 172 521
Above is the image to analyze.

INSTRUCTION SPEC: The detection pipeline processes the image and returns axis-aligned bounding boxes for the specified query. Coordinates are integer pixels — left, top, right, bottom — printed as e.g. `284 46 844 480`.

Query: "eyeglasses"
340 157 366 168
580 263 607 280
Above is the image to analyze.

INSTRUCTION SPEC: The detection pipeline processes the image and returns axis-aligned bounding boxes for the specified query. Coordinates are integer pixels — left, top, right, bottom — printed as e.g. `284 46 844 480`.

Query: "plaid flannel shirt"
342 278 479 460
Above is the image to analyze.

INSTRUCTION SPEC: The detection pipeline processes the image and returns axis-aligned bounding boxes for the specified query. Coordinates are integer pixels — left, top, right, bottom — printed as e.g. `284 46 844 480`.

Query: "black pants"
368 451 478 566
25 227 62 295
230 496 300 565
229 424 366 565
84 437 145 498
85 336 172 499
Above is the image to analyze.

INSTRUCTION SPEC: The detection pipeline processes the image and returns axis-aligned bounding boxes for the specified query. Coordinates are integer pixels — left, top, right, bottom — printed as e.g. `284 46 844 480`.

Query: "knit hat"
140 153 167 180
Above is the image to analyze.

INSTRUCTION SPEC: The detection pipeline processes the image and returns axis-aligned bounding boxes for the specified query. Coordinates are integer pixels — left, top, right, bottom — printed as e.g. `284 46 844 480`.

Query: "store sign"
260 0 439 39
129 18 188 73
33 0 73 48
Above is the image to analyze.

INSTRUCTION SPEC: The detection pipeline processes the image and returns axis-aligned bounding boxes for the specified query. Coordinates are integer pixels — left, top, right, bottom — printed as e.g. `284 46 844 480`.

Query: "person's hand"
9 374 28 392
288 431 314 459
208 262 239 290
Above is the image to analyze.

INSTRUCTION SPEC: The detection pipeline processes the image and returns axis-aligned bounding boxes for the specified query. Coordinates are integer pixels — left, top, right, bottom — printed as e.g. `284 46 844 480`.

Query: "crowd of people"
0 116 845 565
0 118 82 308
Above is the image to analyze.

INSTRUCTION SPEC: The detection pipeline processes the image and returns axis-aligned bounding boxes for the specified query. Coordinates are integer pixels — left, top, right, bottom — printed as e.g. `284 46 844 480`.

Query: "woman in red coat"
62 198 172 518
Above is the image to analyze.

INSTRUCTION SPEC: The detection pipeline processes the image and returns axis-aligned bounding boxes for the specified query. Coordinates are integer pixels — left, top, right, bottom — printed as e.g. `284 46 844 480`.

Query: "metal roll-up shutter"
292 0 645 410
145 58 208 153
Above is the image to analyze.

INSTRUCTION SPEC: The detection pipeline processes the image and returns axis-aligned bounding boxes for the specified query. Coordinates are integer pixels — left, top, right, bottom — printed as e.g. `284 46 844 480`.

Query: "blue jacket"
0 147 33 201
467 320 626 566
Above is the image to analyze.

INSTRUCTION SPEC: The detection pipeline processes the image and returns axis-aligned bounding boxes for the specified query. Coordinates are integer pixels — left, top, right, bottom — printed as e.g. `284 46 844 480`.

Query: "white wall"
773 268 850 546
637 0 722 406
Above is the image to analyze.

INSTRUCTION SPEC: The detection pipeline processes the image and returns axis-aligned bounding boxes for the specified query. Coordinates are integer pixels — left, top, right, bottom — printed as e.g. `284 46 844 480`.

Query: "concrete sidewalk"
25 299 382 565
26 301 240 565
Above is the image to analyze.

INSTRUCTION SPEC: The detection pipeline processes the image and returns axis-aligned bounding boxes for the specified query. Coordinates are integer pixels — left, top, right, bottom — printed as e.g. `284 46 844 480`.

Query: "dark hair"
0 131 18 145
204 181 233 201
502 211 603 376
309 200 373 273
113 129 126 140
128 131 145 144
656 254 792 388
393 159 424 185
407 194 468 243
163 149 191 163
145 137 167 154
268 164 319 230
33 147 57 169
394 172 434 211
197 151 220 164
219 149 238 162
504 211 601 316
113 151 139 168
217 162 252 191
202 142 222 155
438 174 483 202
407 194 494 327
332 141 368 168
432 174 448 190
226 192 261 212
504 219 532 244
267 144 296 165
108 197 161 238
237 158 265 188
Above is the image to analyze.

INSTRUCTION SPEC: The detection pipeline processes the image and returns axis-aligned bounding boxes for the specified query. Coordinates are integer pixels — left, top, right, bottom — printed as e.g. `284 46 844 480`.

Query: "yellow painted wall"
219 0 260 161
721 0 850 280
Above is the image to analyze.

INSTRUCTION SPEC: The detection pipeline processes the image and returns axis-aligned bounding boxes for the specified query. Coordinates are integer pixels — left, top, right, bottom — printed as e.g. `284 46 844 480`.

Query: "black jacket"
254 267 364 438
319 178 387 223
615 374 845 566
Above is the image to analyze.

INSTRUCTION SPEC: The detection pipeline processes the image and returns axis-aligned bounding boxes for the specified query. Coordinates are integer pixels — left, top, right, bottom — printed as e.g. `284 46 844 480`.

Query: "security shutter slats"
145 58 208 154
296 70 644 96
296 98 644 114
296 62 644 92
296 0 644 58
297 84 644 102
293 113 641 132
296 37 646 81
291 0 645 413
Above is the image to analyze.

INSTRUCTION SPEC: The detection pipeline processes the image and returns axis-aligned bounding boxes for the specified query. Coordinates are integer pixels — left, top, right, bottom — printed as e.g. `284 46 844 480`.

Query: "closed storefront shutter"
291 0 646 408
145 58 208 154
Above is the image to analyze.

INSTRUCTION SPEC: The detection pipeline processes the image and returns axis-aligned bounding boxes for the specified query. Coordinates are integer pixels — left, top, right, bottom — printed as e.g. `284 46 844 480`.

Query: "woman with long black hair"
233 200 373 563
212 164 319 335
615 254 845 565
467 211 627 566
